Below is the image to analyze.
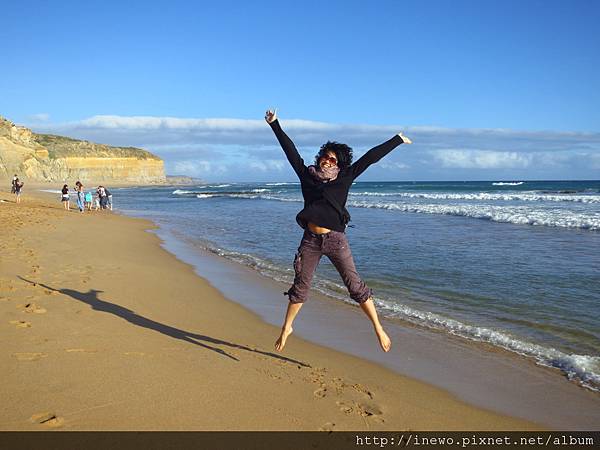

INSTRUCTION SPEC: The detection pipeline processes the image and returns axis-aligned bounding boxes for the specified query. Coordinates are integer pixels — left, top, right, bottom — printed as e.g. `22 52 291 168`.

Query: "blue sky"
2 0 599 181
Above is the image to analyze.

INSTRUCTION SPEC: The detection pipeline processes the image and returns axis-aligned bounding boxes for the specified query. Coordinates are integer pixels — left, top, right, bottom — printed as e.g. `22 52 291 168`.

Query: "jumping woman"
265 109 412 352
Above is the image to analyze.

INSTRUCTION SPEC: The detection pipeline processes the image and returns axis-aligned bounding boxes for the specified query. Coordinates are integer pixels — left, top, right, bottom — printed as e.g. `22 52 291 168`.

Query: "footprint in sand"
13 352 48 361
304 367 327 385
356 402 383 419
350 382 374 400
319 422 335 432
30 412 64 428
313 386 328 398
336 400 384 421
336 400 354 414
19 303 47 314
9 320 32 328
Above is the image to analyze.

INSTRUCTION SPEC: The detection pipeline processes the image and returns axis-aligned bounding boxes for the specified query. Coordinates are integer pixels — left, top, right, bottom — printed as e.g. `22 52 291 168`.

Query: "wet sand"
157 228 600 430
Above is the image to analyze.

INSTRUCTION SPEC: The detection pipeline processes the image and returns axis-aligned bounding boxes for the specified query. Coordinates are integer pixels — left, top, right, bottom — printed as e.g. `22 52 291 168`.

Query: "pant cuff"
284 290 306 304
352 289 372 304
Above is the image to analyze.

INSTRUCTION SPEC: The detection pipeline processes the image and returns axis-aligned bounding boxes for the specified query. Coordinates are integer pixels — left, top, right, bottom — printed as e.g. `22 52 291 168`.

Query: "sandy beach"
0 186 545 431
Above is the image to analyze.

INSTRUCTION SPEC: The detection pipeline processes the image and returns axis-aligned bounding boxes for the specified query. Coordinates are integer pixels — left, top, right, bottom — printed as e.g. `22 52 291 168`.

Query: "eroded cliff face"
0 116 166 184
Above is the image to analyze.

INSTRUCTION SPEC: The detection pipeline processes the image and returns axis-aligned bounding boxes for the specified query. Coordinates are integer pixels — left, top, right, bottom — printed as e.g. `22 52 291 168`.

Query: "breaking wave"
347 201 600 230
192 239 600 392
350 191 600 203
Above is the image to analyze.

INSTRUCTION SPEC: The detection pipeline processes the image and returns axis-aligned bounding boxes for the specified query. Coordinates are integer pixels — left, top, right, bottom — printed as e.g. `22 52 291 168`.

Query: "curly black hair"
314 141 353 169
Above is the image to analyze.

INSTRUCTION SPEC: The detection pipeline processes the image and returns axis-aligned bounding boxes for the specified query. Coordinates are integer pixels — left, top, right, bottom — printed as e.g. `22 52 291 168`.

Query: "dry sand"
0 188 541 431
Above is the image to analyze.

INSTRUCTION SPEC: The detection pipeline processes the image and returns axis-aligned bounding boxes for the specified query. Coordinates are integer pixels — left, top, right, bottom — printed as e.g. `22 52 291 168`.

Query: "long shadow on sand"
19 277 309 367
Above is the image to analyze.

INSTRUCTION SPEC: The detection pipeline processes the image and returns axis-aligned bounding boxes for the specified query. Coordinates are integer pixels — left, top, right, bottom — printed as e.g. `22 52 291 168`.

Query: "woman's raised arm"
265 109 306 178
349 132 412 180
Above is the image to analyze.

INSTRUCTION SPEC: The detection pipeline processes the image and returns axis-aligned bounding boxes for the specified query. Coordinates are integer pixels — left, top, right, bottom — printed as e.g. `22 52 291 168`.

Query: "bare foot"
375 326 392 352
275 327 293 352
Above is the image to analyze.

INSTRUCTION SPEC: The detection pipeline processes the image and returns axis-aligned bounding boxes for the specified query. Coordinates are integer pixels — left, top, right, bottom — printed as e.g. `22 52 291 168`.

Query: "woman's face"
319 151 338 169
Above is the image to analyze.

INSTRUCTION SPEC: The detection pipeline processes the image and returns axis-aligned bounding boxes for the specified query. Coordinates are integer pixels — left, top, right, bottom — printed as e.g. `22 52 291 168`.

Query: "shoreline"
148 221 600 430
0 188 591 430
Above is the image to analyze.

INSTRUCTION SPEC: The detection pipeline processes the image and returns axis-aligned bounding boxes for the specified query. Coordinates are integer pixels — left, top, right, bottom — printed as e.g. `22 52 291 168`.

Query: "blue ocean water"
113 180 600 391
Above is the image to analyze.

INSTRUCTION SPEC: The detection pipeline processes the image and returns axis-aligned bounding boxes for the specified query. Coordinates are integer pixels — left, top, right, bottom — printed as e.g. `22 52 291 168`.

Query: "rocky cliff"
0 116 166 184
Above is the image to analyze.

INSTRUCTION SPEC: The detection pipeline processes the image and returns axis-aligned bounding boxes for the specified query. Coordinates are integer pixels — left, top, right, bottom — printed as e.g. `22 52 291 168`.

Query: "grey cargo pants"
285 229 372 304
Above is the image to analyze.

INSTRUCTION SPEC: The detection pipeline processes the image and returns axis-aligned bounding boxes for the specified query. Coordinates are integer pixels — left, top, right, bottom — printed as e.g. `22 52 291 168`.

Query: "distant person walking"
98 186 108 209
85 191 93 211
11 174 18 194
265 108 412 353
105 187 113 211
14 178 24 203
61 184 70 210
75 181 85 213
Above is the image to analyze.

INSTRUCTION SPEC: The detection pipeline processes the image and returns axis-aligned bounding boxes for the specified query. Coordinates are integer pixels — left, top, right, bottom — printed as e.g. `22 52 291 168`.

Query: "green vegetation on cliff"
34 134 161 160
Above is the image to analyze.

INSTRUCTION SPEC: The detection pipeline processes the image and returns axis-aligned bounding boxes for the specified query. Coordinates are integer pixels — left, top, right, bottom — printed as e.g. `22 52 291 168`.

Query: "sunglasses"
321 156 338 165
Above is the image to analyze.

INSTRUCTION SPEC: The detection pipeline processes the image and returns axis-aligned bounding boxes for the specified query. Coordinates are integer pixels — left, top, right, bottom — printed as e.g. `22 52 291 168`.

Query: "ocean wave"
350 191 600 203
347 201 600 230
175 235 600 392
376 299 600 391
181 190 600 230
173 186 233 195
226 194 299 202
493 181 524 186
174 189 277 197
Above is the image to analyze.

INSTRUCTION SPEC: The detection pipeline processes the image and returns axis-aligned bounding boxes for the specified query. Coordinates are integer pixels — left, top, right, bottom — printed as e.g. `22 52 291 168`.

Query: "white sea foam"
173 185 232 195
179 191 299 202
493 181 524 186
349 191 600 203
188 192 600 230
188 237 600 392
347 201 600 230
226 194 299 202
39 189 61 194
375 297 600 391
183 189 600 230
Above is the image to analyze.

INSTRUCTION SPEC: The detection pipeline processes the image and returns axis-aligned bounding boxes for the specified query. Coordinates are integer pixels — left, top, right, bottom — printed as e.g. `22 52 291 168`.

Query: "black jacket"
269 119 404 232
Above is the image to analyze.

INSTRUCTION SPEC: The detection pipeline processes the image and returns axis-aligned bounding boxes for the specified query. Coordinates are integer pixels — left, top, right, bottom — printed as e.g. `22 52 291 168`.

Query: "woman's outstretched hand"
397 132 412 144
265 108 278 124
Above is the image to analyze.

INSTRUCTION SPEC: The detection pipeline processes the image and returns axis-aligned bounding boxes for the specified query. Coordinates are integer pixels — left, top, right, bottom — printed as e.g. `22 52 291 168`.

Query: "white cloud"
25 114 600 180
171 160 227 177
433 150 533 169
31 114 600 150
79 115 267 131
248 159 286 172
379 162 410 170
